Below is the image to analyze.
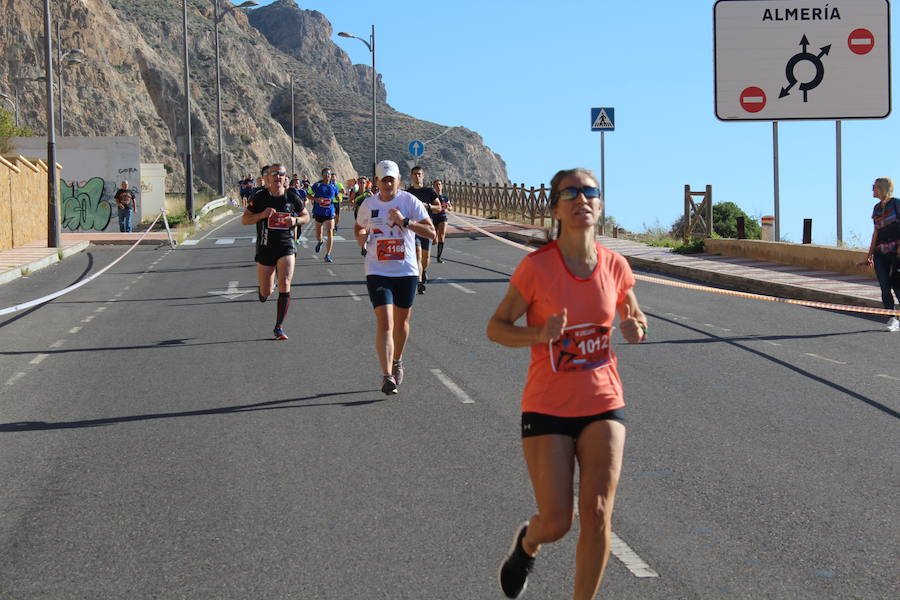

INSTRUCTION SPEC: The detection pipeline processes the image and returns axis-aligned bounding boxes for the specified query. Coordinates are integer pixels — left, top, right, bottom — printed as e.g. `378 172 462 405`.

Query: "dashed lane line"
49 340 65 348
876 374 900 381
326 268 337 277
68 327 81 334
29 354 49 365
430 369 475 404
805 353 847 365
348 290 362 302
95 306 106 313
81 315 95 323
449 282 476 294
610 532 660 578
5 372 26 386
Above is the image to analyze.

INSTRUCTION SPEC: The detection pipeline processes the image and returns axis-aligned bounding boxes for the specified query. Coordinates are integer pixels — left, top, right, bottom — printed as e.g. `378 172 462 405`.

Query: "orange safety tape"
450 213 900 318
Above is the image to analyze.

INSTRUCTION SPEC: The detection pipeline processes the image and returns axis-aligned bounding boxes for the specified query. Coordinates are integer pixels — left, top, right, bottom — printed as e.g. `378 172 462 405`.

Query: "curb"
0 240 90 286
504 231 883 311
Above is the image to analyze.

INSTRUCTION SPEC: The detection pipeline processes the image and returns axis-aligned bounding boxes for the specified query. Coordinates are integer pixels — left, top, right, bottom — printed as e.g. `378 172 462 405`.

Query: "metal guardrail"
193 196 230 222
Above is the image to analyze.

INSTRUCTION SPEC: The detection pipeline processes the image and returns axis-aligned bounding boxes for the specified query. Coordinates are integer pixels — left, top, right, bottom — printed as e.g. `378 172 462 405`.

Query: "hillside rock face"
1 0 507 191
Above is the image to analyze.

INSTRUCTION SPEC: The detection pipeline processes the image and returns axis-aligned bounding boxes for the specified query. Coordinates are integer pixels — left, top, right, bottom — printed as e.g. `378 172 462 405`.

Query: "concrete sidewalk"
447 214 886 310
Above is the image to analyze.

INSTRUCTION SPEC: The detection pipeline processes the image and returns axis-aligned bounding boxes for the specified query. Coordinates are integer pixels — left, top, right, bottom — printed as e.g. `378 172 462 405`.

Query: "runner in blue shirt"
311 167 339 263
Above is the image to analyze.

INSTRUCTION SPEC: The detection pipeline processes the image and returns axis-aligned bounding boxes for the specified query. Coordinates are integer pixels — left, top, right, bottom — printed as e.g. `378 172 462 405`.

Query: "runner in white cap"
354 160 436 394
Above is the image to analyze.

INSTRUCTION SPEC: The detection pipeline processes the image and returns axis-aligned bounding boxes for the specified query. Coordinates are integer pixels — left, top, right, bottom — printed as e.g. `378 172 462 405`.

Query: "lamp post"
55 22 83 137
42 0 60 248
265 77 295 176
182 0 194 220
337 26 376 178
213 0 258 196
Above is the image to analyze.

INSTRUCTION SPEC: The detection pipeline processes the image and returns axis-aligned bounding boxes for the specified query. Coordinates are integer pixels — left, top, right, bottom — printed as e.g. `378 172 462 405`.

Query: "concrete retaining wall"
705 238 873 279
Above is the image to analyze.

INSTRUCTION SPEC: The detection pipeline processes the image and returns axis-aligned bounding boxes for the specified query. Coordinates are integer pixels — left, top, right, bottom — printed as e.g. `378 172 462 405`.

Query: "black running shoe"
381 375 398 395
361 247 367 256
315 241 323 253
417 282 426 295
498 522 534 599
436 257 444 263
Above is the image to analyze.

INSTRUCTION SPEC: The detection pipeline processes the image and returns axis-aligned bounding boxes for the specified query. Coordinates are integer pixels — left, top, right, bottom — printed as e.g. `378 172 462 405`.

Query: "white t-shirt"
356 190 429 277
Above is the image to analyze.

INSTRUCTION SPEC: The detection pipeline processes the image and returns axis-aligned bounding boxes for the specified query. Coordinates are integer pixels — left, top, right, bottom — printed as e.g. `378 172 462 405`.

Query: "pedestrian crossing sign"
591 107 615 131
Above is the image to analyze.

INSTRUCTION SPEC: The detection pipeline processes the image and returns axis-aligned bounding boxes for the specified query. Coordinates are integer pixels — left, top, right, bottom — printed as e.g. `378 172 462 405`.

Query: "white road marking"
136 275 143 280
181 239 199 246
430 369 475 404
348 290 362 302
115 292 123 297
805 353 847 365
215 238 235 245
49 339 65 348
68 326 81 334
123 285 131 291
106 299 116 303
876 373 900 381
449 282 476 294
95 306 106 313
29 354 49 365
326 268 337 277
610 532 659 578
81 315 95 323
763 340 781 347
5 372 26 385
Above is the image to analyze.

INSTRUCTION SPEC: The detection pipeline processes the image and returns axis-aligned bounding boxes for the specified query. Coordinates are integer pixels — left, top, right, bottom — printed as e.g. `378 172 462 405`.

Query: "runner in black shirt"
242 162 309 340
407 166 441 294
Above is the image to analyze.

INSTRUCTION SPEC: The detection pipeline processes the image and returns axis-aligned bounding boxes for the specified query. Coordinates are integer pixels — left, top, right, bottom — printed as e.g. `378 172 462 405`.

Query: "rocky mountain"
0 0 507 192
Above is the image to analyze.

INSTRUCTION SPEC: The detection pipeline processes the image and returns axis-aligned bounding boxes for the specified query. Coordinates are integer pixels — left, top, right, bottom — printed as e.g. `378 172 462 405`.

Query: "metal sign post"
591 107 615 235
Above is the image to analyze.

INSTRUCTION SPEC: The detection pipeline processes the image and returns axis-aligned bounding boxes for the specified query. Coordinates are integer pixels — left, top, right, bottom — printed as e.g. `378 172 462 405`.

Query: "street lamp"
182 0 194 220
337 26 376 179
55 22 83 137
42 0 60 248
265 77 295 176
213 0 258 195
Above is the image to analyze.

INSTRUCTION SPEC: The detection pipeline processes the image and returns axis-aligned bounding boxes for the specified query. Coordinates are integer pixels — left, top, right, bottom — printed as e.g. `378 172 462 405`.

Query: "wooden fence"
0 155 57 251
445 181 553 227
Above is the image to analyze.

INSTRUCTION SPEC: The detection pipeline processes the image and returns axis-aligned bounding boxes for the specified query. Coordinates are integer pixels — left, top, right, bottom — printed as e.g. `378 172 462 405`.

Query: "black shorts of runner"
366 275 418 309
314 213 334 224
333 204 341 215
255 246 295 267
521 409 624 439
415 235 432 251
432 214 448 225
240 190 251 198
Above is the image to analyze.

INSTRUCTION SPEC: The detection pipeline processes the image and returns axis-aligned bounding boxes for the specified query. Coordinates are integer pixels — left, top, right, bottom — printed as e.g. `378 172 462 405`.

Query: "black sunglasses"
271 171 287 176
557 186 601 202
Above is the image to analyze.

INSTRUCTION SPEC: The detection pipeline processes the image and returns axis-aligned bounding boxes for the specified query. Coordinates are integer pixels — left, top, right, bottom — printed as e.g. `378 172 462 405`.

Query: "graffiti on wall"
61 177 113 231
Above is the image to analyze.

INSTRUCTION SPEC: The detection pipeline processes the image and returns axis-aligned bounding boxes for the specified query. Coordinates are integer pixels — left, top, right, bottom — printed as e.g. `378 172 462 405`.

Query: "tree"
713 201 761 239
670 201 761 239
0 107 33 154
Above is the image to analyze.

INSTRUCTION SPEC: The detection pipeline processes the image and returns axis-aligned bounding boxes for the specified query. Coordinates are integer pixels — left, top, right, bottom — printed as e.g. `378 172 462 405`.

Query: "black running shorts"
521 409 624 439
255 246 295 267
415 235 432 251
366 275 418 309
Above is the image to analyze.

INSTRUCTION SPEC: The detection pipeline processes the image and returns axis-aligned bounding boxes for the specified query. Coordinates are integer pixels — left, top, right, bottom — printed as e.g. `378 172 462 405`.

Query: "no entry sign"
714 0 891 120
848 28 876 55
740 87 767 113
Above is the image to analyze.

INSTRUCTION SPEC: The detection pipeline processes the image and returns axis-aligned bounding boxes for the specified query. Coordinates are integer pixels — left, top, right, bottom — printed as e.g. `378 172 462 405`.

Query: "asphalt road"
0 216 896 599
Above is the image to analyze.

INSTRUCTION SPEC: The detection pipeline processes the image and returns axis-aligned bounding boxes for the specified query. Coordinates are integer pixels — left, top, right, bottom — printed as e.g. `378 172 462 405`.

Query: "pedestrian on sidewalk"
114 181 137 232
865 177 900 332
487 167 647 599
354 160 435 395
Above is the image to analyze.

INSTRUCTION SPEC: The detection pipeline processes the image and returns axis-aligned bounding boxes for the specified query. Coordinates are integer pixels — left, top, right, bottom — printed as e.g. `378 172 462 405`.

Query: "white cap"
375 160 400 180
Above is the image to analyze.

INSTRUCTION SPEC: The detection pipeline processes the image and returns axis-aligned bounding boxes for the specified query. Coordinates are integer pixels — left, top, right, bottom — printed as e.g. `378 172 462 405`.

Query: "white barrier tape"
0 211 164 316
450 213 900 318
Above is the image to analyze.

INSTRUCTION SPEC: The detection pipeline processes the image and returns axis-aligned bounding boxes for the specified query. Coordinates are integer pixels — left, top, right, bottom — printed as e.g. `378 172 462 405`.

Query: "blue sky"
254 0 897 246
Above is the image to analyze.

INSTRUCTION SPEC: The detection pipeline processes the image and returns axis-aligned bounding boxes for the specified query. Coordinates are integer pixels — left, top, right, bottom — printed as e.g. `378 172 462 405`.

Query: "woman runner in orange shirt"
487 167 647 599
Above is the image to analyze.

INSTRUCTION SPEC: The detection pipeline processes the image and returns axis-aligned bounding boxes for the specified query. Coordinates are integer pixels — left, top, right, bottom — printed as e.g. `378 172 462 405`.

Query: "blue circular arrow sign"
408 140 424 157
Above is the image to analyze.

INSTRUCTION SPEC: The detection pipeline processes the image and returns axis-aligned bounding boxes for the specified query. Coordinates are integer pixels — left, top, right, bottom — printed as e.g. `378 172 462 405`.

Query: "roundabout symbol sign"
779 35 830 103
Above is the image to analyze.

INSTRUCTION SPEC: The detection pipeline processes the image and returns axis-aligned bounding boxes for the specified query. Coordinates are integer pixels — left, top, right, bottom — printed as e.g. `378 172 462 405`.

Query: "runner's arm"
617 289 647 343
487 285 564 347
